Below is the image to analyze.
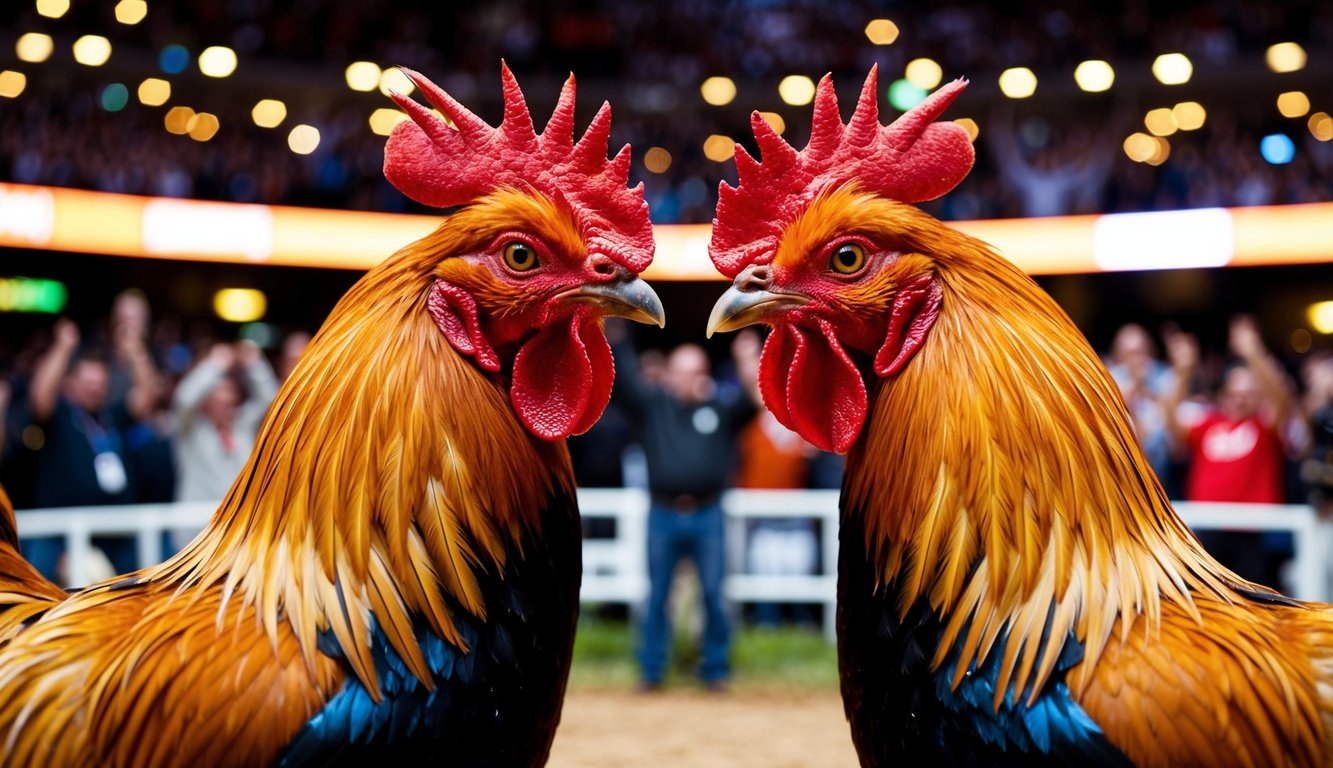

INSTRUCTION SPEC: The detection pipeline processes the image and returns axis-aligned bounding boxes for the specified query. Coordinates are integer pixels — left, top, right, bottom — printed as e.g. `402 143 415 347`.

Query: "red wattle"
510 312 611 440
874 275 941 377
757 323 867 455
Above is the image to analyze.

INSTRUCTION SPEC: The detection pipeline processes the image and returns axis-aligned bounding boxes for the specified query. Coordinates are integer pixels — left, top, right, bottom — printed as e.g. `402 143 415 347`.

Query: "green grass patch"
570 614 839 690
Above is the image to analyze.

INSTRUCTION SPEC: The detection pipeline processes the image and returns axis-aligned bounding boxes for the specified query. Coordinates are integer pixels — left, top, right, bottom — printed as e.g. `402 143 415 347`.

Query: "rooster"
0 63 664 766
706 67 1333 766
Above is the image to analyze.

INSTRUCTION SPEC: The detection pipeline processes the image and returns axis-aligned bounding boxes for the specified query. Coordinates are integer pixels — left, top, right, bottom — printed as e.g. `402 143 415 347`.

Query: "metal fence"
15 493 1328 642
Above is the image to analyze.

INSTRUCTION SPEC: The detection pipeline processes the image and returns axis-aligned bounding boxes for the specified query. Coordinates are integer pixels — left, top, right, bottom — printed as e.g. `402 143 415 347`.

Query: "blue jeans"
638 502 731 683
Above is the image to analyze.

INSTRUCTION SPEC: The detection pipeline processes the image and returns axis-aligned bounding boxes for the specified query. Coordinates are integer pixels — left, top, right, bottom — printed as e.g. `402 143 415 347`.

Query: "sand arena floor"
548 686 859 768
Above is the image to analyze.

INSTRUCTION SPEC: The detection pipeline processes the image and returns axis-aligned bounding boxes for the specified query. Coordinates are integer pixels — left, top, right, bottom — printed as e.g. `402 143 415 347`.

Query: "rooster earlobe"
874 276 941 377
427 280 500 372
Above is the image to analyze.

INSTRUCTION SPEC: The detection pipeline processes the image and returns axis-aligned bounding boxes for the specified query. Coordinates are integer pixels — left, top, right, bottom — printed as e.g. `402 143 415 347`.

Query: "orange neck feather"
147 221 572 693
844 229 1237 703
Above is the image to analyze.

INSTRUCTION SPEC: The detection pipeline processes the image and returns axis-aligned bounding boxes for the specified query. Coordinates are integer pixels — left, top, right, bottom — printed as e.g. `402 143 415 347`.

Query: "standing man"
612 328 760 692
21 317 160 582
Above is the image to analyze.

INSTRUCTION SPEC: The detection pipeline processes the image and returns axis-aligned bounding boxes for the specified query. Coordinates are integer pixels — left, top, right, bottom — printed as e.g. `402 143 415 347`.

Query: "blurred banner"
1 182 1330 277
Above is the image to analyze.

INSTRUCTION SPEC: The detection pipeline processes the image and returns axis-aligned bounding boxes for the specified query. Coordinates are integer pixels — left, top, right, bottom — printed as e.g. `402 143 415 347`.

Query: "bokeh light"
758 112 785 135
164 106 195 134
778 75 816 106
1260 134 1295 165
159 45 189 74
1310 112 1333 142
700 76 737 106
16 33 54 63
368 107 407 136
137 78 170 106
1276 91 1310 118
345 61 382 92
378 68 415 97
643 147 672 173
114 0 148 25
1073 60 1114 92
214 289 267 323
252 99 287 128
864 19 899 45
35 0 69 18
72 36 113 67
288 124 321 154
1309 302 1333 335
887 79 926 111
954 118 980 142
0 71 27 99
188 113 220 141
904 58 943 90
1123 132 1157 162
1144 108 1177 137
101 83 129 112
1292 329 1313 353
198 46 238 77
998 67 1037 98
1172 101 1207 130
1144 136 1171 166
1265 42 1306 73
1152 53 1192 85
703 134 735 162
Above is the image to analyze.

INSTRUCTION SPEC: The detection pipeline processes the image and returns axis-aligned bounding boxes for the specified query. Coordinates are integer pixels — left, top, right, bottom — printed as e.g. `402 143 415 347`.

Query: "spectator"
171 341 279 549
611 329 760 693
1300 353 1333 518
1105 323 1176 493
1164 316 1291 586
18 318 158 582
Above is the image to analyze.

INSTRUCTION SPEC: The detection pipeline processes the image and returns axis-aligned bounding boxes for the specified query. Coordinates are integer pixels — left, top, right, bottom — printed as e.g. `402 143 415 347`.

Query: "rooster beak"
706 284 809 338
565 276 666 328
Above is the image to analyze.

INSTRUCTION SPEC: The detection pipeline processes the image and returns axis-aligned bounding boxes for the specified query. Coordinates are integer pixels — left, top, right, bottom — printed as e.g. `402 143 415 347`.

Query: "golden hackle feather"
790 187 1333 757
0 188 577 763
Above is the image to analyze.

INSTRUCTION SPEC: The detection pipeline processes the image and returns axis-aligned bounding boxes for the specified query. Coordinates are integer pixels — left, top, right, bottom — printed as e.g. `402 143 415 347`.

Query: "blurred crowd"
3 1 1332 222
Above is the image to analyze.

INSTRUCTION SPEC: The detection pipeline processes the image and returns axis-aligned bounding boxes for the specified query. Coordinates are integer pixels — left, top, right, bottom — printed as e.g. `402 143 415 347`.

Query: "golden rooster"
0 63 664 766
706 67 1333 766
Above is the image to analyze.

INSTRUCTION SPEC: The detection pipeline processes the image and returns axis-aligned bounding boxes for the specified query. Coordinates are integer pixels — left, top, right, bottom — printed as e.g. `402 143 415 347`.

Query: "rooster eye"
503 242 540 272
830 243 867 274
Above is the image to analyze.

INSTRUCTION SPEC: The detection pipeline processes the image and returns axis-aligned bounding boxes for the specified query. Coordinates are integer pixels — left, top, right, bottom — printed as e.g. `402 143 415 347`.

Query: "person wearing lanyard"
19 318 161 583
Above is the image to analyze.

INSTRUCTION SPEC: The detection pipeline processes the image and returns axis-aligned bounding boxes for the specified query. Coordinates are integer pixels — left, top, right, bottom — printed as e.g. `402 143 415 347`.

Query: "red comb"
385 62 653 272
709 66 974 278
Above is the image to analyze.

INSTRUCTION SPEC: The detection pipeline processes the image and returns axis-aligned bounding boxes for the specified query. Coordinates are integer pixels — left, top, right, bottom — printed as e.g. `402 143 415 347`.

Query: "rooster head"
705 67 973 453
384 63 663 440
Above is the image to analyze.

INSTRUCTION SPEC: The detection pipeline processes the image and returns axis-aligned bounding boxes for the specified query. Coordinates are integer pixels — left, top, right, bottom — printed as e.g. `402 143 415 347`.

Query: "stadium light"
954 118 979 142
1144 108 1177 137
887 79 926 110
998 67 1036 98
1123 133 1155 162
1073 60 1114 92
164 106 194 135
101 83 129 112
188 113 220 142
378 68 414 97
758 112 785 135
1260 134 1295 165
0 278 67 313
1309 302 1333 335
1152 53 1192 85
72 36 113 67
778 75 815 106
16 33 54 63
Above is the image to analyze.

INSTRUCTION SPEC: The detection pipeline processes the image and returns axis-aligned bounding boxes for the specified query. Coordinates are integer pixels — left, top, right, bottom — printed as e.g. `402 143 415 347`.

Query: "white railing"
14 494 1327 643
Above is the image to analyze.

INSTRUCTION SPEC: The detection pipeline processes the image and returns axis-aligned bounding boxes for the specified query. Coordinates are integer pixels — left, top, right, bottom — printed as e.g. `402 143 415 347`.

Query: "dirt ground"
548 686 860 768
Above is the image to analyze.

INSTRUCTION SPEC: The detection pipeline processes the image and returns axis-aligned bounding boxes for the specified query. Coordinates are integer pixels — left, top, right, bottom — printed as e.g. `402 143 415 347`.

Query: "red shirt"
1185 411 1284 503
